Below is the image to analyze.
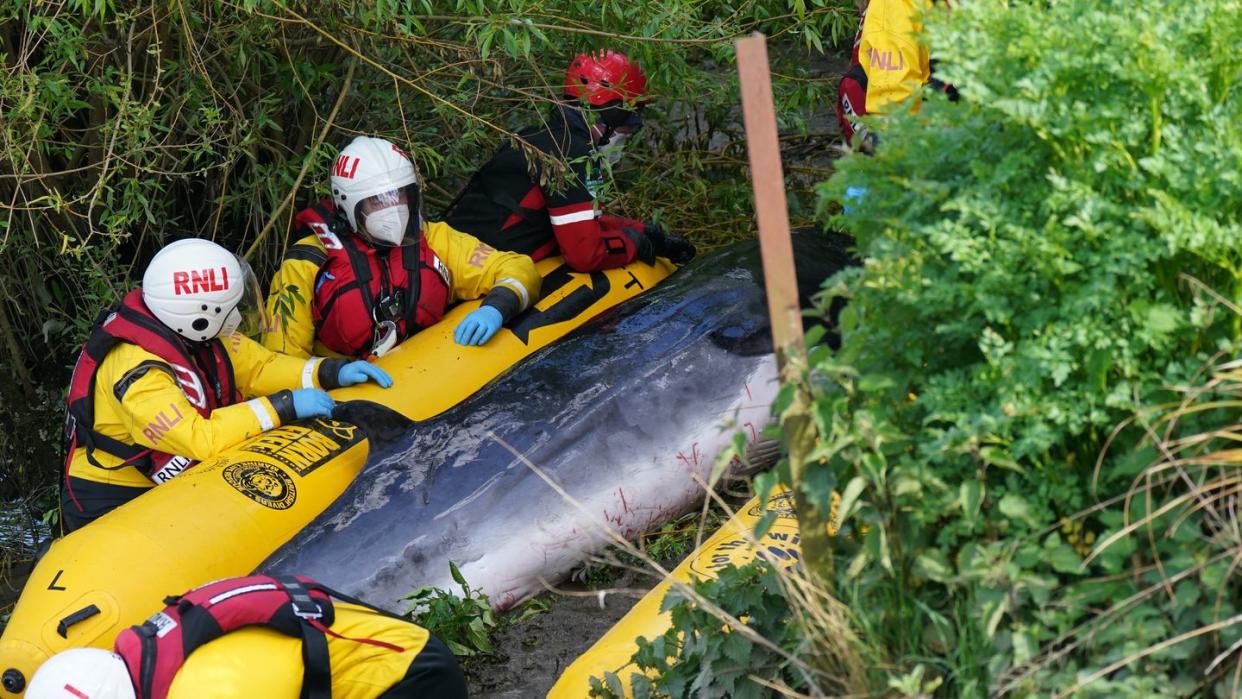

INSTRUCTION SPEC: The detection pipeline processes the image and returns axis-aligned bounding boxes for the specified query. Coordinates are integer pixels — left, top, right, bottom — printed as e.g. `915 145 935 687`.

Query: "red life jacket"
62 289 242 488
295 201 451 358
113 575 404 699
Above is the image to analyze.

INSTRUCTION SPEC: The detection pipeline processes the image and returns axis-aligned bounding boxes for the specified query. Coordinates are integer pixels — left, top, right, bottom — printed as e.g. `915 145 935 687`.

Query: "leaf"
914 550 953 583
1047 544 1083 575
983 594 1009 639
845 550 871 580
1143 302 1182 336
804 323 827 347
836 476 867 523
752 511 777 541
602 672 625 698
450 561 467 587
980 446 1024 474
959 480 983 522
478 27 495 60
721 630 752 667
752 470 778 506
998 492 1038 528
867 521 893 574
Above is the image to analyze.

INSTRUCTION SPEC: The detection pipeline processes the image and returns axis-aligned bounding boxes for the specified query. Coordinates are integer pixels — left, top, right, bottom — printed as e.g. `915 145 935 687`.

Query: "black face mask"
594 102 644 143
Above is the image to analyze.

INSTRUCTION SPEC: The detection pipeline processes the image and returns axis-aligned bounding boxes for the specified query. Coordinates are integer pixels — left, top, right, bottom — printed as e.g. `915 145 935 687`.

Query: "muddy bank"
466 567 664 698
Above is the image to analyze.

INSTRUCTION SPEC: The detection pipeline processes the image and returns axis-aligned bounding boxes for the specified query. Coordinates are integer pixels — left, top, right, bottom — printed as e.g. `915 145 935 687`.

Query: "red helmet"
563 50 649 107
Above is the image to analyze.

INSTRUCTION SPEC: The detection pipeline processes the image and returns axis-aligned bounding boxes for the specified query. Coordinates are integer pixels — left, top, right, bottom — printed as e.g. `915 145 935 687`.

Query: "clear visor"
228 259 272 339
356 184 422 247
363 188 406 211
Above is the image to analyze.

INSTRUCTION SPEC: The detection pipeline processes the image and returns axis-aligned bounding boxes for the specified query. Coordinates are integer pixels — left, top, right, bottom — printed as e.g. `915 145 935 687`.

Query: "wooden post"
735 33 834 585
736 34 805 363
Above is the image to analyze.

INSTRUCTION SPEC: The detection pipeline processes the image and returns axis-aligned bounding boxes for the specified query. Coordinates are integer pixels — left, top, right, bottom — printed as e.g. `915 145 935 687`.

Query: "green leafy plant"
402 562 552 659
623 0 1242 695
590 561 813 699
802 0 1242 694
269 284 306 337
402 562 501 657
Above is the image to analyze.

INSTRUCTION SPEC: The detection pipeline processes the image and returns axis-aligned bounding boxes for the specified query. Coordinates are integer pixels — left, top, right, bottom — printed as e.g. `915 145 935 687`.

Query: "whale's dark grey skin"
260 234 853 611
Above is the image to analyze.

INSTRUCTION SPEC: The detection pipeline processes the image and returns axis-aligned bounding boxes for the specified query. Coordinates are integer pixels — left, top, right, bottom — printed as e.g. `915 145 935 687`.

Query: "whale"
260 233 854 611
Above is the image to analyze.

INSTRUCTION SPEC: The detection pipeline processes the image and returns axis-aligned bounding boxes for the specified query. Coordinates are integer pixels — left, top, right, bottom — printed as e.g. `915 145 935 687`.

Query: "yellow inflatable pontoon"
0 257 673 697
549 486 811 698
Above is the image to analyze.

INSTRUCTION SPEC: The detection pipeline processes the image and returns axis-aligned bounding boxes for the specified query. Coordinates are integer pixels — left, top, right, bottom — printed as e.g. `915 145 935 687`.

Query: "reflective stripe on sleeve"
548 209 596 226
498 278 530 308
302 357 322 389
247 398 275 431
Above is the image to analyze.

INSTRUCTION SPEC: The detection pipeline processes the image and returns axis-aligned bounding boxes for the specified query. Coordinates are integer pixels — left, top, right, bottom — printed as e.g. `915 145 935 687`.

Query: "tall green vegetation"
623 0 1242 696
0 1 850 507
816 0 1242 693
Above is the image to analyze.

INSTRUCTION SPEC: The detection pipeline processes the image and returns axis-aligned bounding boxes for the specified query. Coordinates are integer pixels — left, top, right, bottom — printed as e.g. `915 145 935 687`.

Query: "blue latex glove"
454 305 504 347
337 360 393 388
292 388 335 419
843 186 868 216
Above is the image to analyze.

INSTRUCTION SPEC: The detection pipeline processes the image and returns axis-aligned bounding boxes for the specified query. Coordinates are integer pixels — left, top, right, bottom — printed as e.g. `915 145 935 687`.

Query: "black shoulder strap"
276 577 333 699
338 238 376 319
286 243 329 267
398 245 423 332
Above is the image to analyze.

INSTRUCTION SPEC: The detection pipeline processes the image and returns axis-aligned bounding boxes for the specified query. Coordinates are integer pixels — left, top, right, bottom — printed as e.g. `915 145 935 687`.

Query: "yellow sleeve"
424 220 541 309
859 0 933 114
223 331 327 395
104 346 282 463
263 235 326 359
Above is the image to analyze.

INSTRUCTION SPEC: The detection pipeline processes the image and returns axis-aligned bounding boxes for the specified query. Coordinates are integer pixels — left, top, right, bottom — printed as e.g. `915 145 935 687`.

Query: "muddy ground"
465 567 662 698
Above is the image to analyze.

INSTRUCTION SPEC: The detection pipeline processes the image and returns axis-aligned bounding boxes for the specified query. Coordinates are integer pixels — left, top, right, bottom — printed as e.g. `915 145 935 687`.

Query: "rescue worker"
61 239 393 532
836 0 958 150
443 50 696 272
21 574 468 698
264 136 541 359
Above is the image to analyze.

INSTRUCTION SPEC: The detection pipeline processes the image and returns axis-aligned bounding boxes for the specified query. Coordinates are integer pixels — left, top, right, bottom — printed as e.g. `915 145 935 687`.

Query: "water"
0 502 50 558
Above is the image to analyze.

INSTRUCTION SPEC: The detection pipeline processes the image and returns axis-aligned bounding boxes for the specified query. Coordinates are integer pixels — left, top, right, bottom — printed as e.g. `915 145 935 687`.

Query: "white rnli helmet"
142 239 266 343
330 136 423 246
24 648 135 699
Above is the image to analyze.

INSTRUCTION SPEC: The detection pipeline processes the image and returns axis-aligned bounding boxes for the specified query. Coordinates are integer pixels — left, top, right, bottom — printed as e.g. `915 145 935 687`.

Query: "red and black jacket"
295 202 451 358
443 105 645 272
113 575 404 699
63 289 241 481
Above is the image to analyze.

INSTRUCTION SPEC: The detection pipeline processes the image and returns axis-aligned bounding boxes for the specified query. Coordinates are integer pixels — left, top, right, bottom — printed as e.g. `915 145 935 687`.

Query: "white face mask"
364 206 410 246
598 131 630 166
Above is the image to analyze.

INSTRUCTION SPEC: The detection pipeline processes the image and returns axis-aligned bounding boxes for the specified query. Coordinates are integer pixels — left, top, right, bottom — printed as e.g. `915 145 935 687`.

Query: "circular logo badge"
747 490 797 519
223 461 297 510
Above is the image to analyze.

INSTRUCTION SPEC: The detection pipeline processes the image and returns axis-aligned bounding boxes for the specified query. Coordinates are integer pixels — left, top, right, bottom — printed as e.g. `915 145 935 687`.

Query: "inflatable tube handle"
56 604 101 639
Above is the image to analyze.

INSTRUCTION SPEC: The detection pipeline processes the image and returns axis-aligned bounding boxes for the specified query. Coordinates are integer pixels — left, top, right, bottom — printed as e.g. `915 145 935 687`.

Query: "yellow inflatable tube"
549 486 811 698
0 257 673 697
